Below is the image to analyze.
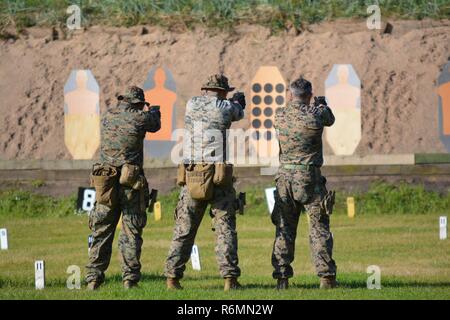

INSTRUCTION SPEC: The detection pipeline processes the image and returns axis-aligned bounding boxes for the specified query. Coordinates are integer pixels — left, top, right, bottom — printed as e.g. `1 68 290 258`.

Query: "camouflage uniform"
164 75 244 280
86 86 161 285
271 100 337 279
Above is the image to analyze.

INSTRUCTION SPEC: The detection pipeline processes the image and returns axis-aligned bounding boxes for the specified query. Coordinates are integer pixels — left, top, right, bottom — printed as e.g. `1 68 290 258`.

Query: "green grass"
1 0 449 34
0 183 449 299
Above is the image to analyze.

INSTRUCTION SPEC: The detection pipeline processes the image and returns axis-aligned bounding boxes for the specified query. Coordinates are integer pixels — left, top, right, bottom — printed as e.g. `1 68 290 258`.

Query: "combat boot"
224 277 241 291
166 278 183 290
123 280 138 290
276 278 289 290
86 281 101 291
320 276 337 289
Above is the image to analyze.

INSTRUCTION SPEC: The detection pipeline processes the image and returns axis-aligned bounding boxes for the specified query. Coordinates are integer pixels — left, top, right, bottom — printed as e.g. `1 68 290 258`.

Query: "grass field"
1 0 449 33
0 184 449 300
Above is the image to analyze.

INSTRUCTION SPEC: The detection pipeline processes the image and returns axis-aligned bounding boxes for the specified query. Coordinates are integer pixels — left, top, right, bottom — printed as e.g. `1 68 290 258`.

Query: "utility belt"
90 163 149 211
177 162 234 201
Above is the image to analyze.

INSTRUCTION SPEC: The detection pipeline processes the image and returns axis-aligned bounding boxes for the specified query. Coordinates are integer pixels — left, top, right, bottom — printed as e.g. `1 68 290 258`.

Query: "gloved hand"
313 96 327 107
231 91 246 109
149 105 161 118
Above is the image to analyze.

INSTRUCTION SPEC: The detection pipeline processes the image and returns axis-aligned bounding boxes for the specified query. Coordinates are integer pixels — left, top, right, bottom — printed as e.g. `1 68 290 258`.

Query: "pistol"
236 192 246 215
148 189 158 212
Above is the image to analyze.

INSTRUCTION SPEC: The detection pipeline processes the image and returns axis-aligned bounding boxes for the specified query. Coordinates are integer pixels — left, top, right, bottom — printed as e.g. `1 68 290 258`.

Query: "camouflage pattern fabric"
86 93 160 284
275 101 334 167
201 74 235 92
86 185 148 284
100 100 161 167
164 185 241 279
165 91 244 279
184 95 244 162
271 100 337 279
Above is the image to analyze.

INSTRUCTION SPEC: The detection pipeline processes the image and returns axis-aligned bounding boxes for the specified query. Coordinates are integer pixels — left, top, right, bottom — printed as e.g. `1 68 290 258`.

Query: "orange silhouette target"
438 62 450 151
143 67 177 159
63 70 100 159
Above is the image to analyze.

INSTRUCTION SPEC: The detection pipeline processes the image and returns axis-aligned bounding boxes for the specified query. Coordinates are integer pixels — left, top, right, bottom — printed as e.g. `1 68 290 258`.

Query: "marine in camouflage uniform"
164 74 245 291
86 86 161 290
271 77 338 289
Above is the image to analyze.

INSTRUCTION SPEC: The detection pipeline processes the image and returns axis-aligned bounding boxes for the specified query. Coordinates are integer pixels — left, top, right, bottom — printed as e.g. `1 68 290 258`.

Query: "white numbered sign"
440 216 447 240
0 228 8 250
191 244 201 271
35 260 45 290
82 189 96 211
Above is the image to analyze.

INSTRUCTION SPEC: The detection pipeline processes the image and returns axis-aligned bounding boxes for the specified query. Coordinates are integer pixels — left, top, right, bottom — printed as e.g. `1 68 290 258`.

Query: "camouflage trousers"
164 185 241 279
86 185 148 284
271 167 337 279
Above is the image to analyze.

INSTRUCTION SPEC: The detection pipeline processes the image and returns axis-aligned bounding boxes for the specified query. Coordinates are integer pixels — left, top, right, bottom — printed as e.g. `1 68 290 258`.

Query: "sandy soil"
0 19 449 160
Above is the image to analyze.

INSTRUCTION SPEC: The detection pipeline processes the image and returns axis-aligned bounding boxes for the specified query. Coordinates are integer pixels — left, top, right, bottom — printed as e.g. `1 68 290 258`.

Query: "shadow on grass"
241 280 450 290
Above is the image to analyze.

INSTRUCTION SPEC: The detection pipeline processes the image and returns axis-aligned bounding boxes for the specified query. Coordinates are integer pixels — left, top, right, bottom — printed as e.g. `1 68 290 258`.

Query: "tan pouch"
185 163 215 200
177 164 186 186
120 163 142 189
90 164 119 207
213 163 233 187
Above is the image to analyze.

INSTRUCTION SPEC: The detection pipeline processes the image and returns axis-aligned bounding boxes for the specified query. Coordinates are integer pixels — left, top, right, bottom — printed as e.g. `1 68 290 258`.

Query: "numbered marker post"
440 216 447 240
191 244 201 271
35 260 45 290
347 197 355 218
154 202 162 221
0 228 8 250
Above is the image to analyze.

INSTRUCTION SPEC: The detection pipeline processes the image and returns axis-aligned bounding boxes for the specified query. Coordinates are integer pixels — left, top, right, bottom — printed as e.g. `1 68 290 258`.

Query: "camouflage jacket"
184 95 244 162
100 101 161 167
275 101 334 167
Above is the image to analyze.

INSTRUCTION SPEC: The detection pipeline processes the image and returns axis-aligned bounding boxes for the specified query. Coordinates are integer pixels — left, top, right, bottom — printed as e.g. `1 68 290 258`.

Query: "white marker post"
0 228 8 250
35 260 45 290
265 187 276 215
191 244 201 271
440 216 447 240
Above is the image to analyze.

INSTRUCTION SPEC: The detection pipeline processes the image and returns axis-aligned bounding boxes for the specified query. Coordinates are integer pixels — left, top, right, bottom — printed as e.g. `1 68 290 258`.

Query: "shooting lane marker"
0 228 8 250
143 67 177 159
440 216 447 240
191 244 201 271
437 61 450 151
154 202 162 221
64 70 100 159
325 64 361 155
250 66 285 167
35 260 45 290
347 197 356 218
77 187 95 212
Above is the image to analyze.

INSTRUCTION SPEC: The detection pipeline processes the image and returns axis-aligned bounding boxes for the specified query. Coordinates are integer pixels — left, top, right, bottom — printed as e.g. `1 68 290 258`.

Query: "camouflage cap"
117 86 150 106
201 74 235 92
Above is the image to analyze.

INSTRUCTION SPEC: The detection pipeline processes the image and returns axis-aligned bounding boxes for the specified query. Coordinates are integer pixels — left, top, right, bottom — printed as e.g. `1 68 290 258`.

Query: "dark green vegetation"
0 182 449 299
1 182 449 218
1 0 449 33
